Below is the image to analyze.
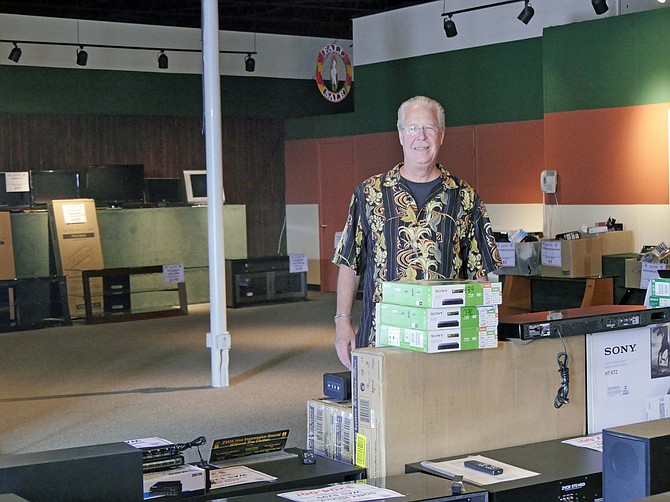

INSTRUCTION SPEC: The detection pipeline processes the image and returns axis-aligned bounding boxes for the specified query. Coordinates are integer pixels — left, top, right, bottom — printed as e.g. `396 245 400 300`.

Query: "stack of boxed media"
306 397 354 464
377 280 503 353
125 437 205 499
647 278 670 307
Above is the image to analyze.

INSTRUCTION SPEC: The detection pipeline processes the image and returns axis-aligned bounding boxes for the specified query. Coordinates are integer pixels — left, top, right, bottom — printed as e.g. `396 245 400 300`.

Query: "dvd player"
498 305 670 340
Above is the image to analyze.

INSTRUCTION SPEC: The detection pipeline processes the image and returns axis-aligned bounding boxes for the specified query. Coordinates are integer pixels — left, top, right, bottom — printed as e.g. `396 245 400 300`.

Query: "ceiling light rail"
441 0 535 38
2 39 257 71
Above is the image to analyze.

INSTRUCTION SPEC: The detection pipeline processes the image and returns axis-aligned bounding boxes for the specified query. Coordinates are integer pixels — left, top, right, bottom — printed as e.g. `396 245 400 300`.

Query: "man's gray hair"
397 96 446 130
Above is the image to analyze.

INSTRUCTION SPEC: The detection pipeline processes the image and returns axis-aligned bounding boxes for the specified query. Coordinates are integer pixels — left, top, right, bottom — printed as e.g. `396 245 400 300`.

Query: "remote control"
464 459 503 475
299 449 316 465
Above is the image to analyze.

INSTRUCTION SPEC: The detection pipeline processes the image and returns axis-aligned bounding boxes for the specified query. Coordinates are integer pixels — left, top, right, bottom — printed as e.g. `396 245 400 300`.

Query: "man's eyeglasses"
400 125 440 136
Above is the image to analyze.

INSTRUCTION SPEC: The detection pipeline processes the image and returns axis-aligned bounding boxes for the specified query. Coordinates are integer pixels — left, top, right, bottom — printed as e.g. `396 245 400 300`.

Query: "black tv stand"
225 256 308 308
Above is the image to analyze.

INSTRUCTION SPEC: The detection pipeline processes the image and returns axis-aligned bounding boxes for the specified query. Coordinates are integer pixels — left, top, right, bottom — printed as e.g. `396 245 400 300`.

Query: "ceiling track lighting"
518 1 535 25
443 16 458 38
158 50 168 69
442 0 537 38
8 42 21 63
1 38 257 71
245 53 256 72
76 46 88 66
592 0 609 14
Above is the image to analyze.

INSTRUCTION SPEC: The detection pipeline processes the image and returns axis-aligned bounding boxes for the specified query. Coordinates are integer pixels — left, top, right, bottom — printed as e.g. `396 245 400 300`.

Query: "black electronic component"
140 443 181 461
142 455 185 473
298 449 316 465
498 305 670 340
408 438 603 502
323 371 351 401
149 481 182 496
464 460 503 475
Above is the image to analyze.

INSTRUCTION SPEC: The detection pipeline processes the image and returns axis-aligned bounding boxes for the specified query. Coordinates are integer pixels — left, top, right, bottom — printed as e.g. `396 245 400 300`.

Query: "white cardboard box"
381 280 502 308
377 324 498 353
378 303 498 331
143 463 205 499
307 398 354 463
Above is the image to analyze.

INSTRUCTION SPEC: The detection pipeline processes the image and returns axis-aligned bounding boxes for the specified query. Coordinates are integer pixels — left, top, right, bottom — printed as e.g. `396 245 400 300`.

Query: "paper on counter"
420 454 540 486
209 465 277 490
278 483 404 501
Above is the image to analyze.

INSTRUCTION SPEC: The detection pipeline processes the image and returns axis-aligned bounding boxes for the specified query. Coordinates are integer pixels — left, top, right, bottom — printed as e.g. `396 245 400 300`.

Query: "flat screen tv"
0 172 31 209
29 170 81 208
83 164 145 208
183 170 208 206
144 178 183 205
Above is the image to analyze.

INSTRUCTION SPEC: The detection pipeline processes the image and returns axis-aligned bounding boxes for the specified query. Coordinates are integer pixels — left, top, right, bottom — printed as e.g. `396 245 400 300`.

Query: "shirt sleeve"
465 193 503 279
332 189 365 274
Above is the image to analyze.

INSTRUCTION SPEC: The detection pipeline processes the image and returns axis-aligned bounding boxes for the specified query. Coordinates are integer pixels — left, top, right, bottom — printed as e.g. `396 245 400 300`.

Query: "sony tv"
29 170 81 208
83 164 145 208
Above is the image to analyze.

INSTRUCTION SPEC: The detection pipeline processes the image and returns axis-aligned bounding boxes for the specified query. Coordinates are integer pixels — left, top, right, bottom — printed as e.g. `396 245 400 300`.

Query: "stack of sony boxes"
377 280 503 353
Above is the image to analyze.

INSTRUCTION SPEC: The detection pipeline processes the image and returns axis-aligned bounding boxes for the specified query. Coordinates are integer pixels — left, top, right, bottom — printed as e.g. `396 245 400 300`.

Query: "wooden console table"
82 265 188 324
499 275 614 316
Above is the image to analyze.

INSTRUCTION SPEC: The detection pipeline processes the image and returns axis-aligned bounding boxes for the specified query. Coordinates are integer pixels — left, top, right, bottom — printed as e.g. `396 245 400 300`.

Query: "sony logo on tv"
604 344 637 356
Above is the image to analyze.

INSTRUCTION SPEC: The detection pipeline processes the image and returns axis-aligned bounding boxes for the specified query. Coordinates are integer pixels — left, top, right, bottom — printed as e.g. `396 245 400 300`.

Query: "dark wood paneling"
0 113 285 257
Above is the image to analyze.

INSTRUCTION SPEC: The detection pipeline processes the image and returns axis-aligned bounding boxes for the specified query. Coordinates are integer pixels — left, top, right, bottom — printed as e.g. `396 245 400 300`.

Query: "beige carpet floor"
0 291 354 464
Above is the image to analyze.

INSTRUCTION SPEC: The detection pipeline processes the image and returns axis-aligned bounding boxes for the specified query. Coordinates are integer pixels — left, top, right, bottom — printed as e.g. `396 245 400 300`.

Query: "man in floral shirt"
332 96 502 369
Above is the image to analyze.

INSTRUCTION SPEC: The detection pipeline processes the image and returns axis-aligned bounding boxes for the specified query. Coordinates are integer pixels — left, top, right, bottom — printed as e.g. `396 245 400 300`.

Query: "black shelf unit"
225 256 307 308
0 276 72 332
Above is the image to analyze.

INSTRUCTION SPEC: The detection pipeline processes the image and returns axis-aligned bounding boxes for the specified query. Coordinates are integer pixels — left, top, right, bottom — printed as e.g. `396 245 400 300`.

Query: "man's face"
398 104 444 170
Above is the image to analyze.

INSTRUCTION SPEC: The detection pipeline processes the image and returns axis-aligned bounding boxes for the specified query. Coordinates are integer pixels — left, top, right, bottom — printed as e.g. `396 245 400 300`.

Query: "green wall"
286 8 670 140
543 8 670 113
285 37 544 140
0 66 353 118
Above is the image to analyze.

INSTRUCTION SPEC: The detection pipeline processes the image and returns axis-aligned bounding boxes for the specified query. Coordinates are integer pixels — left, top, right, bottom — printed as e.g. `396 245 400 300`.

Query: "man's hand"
334 317 356 369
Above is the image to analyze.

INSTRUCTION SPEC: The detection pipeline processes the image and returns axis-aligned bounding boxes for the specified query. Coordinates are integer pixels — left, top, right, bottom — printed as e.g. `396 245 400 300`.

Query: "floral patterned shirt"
333 163 502 347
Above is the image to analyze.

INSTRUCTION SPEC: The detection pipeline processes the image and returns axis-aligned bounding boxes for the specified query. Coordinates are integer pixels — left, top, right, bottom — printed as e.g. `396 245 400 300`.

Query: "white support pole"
202 0 230 387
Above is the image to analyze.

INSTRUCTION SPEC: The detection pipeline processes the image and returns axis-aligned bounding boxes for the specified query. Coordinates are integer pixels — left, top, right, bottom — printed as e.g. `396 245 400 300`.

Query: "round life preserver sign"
315 44 352 103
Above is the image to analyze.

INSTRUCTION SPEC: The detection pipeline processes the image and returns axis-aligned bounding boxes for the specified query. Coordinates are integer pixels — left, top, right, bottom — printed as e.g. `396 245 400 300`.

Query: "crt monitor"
0 172 31 209
83 164 145 207
183 170 208 205
29 170 81 208
144 178 182 205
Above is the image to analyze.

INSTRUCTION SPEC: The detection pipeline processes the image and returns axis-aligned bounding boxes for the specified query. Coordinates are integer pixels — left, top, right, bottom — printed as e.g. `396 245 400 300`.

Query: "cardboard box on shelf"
496 241 541 276
352 338 586 478
596 230 635 256
625 257 669 289
0 212 16 280
48 199 104 318
377 324 498 353
378 303 498 331
541 238 602 278
381 280 502 308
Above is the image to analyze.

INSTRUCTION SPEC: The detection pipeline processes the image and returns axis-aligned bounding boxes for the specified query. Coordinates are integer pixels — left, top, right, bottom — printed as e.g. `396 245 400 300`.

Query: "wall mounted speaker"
603 417 670 502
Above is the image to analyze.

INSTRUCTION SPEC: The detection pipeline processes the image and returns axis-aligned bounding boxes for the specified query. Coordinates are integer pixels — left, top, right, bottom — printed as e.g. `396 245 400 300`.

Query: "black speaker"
603 417 670 502
0 442 143 501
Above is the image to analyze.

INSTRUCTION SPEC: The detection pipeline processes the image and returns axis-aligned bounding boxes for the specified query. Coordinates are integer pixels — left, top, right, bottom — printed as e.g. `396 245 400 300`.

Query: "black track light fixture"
158 50 168 69
8 42 21 63
592 0 609 14
443 16 458 38
245 53 255 72
76 45 88 66
517 1 535 24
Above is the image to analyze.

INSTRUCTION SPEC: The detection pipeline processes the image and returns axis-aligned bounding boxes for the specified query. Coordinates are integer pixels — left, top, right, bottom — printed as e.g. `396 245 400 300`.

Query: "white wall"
353 0 667 66
0 14 352 79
